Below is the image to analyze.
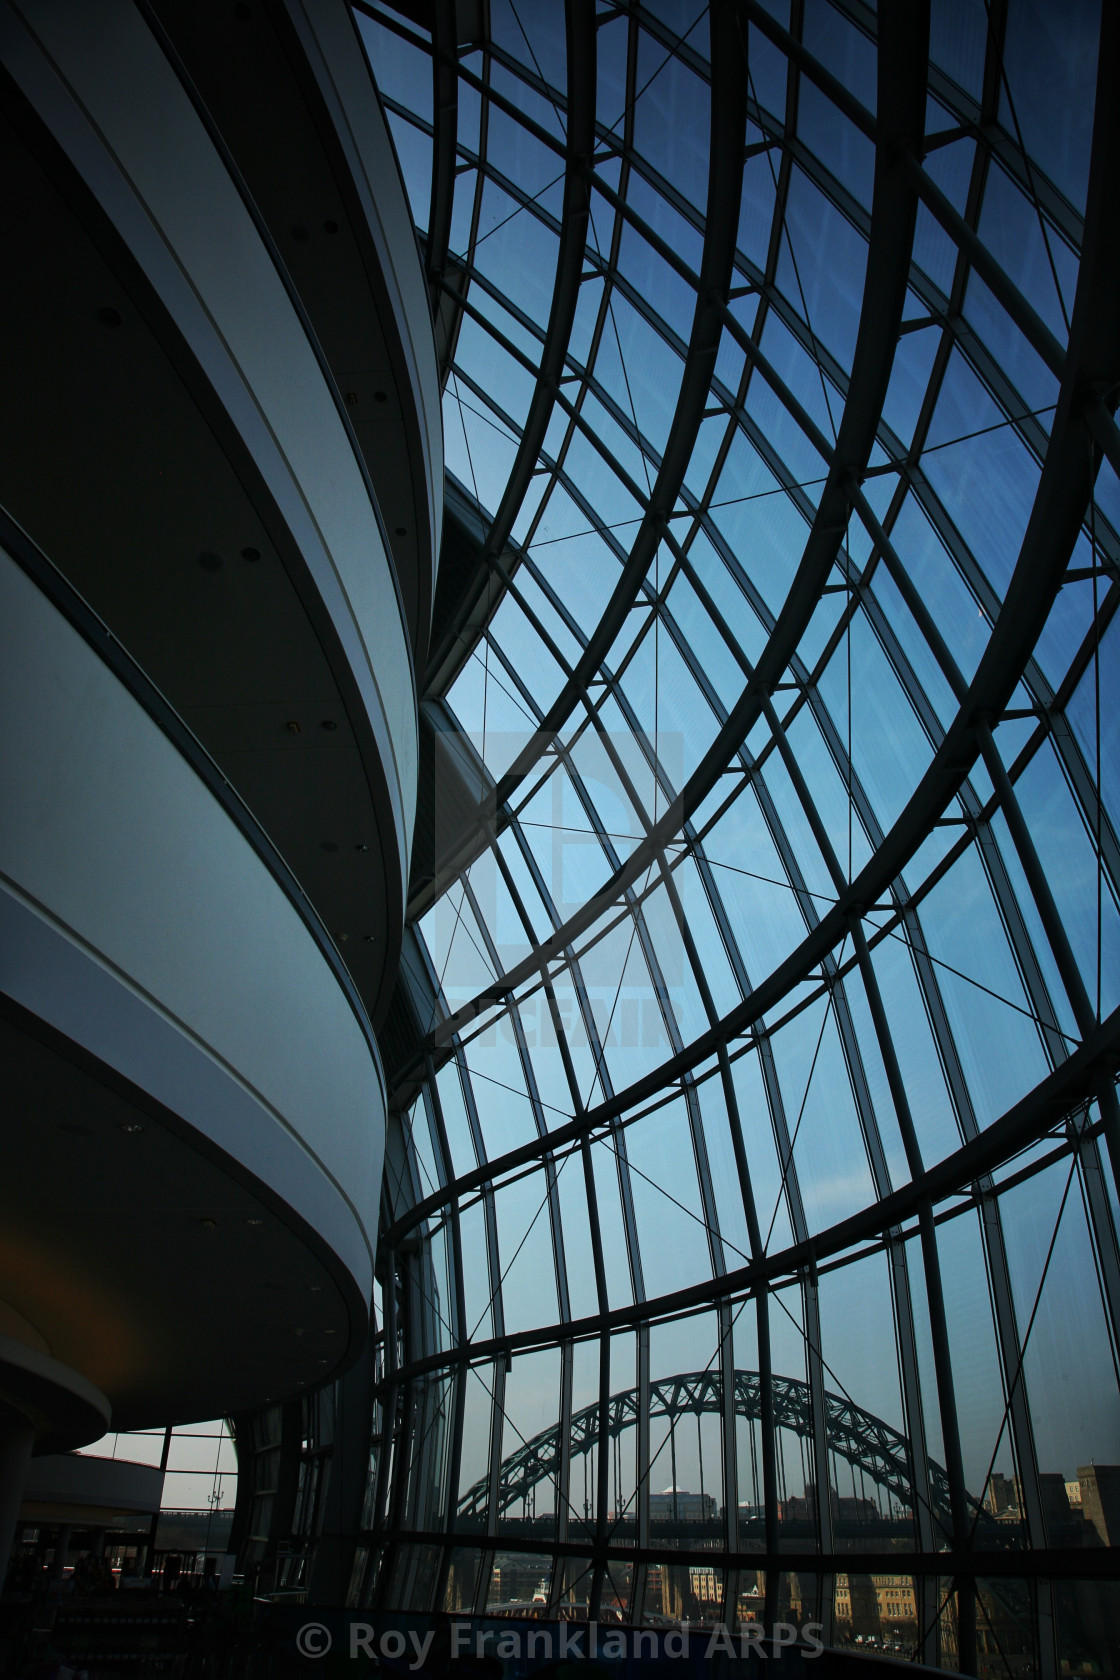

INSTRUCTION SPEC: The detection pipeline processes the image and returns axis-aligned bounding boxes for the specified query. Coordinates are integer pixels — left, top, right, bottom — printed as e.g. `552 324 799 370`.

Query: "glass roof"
348 0 1118 1658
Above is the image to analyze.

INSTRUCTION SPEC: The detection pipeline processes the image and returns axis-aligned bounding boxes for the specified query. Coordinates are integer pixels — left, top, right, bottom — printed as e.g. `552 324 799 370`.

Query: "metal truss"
454 1365 990 1540
323 5 1120 1666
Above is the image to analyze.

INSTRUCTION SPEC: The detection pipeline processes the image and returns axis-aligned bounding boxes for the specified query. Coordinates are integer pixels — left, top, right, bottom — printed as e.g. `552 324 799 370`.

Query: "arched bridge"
458 1367 984 1536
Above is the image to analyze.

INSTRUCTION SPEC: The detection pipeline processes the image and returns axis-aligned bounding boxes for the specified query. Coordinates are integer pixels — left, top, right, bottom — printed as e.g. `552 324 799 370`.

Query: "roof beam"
425 0 458 296
415 0 928 1056
466 0 749 806
424 0 596 693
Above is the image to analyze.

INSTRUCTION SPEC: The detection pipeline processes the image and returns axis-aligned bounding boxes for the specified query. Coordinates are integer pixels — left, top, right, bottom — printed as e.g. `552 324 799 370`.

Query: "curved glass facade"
354 1 1119 1670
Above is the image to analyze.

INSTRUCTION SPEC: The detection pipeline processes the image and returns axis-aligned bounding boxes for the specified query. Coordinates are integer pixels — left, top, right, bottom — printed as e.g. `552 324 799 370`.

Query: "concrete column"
52 1525 72 1581
0 1405 36 1588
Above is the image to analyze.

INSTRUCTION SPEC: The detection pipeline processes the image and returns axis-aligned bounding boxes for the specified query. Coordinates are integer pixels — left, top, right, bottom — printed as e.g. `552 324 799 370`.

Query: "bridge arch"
458 1367 985 1538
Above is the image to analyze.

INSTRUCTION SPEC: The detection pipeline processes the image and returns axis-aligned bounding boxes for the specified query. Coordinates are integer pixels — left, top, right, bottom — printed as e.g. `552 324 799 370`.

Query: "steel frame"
335 4 1120 1663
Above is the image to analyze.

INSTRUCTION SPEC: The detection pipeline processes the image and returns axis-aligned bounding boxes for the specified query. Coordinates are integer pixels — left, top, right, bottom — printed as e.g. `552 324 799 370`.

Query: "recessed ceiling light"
320 719 338 732
118 1122 144 1134
199 1218 217 1230
241 546 261 562
245 1217 263 1227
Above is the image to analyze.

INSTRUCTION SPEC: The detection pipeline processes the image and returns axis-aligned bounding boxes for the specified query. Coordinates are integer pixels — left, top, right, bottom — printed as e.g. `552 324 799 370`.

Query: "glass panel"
359 19 1119 1658
627 1098 714 1296
633 26 710 205
999 0 1100 214
1000 1158 1120 1535
817 1252 913 1550
497 1347 561 1538
492 1168 560 1337
776 172 868 374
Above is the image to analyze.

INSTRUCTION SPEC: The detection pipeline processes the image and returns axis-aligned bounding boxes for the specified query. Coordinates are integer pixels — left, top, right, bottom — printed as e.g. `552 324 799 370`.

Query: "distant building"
1078 1464 1120 1547
986 1472 1018 1517
649 1487 716 1521
985 1471 1077 1538
835 1574 918 1628
780 1483 879 1525
688 1565 722 1606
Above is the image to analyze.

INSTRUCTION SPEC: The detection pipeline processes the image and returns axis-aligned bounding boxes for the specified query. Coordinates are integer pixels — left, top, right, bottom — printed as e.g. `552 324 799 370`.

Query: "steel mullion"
425 0 458 293
585 770 732 1292
588 1315 615 1616
642 852 729 1279
887 1231 937 1658
374 1255 405 1608
454 1047 505 1346
970 806 1073 1061
712 1298 738 1623
552 1339 574 1598
475 1353 507 1612
424 1067 468 1614
764 657 979 1665
898 899 1067 1578
977 1192 1050 1547
976 729 1120 1350
468 2 596 590
1047 710 1120 904
614 1320 644 1620
852 923 978 1675
831 977 895 1196
800 1271 835 1565
1075 1125 1120 1384
512 1007 575 1326
460 12 747 845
